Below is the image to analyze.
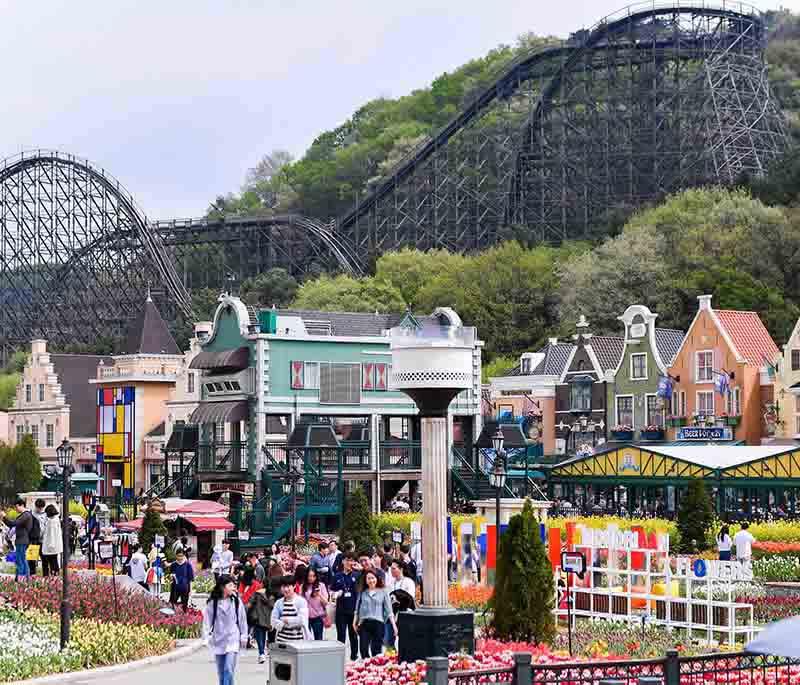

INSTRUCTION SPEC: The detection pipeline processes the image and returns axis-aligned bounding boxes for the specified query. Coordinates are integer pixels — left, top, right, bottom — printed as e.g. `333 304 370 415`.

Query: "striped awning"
189 400 249 424
189 346 250 371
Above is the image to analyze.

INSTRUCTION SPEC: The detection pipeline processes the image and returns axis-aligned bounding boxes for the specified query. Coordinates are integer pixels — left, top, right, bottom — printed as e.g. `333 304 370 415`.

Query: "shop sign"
200 481 254 497
581 527 639 550
675 556 753 581
677 426 732 441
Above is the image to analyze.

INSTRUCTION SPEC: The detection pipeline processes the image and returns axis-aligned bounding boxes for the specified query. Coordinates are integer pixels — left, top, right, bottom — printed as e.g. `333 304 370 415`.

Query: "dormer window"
521 358 531 374
792 349 800 372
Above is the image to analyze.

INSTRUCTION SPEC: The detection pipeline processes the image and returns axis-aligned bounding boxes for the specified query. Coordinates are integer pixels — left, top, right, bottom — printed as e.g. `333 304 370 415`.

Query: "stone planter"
611 430 634 441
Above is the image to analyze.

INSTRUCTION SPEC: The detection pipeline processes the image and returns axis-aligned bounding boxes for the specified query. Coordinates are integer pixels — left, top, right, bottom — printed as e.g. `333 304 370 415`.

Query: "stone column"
421 415 449 608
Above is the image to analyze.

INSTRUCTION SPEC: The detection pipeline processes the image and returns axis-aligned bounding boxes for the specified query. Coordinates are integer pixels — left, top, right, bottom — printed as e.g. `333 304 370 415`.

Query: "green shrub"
677 479 714 552
339 487 377 552
488 499 555 644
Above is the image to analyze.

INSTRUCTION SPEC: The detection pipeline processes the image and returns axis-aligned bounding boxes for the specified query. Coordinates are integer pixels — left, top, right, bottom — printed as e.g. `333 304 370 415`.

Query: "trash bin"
269 640 345 685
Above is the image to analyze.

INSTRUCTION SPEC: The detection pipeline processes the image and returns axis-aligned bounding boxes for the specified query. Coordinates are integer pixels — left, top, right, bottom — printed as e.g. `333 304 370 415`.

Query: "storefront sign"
200 481 255 497
677 426 732 441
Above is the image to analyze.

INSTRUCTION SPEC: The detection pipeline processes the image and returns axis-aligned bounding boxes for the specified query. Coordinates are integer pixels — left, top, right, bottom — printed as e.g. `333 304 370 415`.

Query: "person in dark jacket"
3 498 33 580
247 578 275 663
169 549 195 612
330 554 359 660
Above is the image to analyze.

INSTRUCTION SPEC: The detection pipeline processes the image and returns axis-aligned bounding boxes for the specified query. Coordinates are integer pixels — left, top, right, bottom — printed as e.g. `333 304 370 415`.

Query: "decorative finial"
146 281 152 303
576 314 589 329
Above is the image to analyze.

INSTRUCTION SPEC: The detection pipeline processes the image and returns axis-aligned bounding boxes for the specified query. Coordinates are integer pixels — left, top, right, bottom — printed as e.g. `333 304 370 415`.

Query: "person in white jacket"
40 505 63 577
271 575 311 644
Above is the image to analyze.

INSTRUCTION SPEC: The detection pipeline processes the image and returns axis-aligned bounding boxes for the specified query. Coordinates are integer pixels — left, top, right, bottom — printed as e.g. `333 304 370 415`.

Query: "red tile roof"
714 310 779 366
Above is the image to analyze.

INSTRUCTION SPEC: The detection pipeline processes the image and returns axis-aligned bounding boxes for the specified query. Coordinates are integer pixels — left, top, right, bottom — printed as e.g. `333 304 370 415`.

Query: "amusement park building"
167 295 483 535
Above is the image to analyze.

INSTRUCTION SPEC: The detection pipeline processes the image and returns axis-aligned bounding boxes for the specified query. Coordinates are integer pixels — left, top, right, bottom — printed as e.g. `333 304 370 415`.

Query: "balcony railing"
198 441 248 473
380 441 422 470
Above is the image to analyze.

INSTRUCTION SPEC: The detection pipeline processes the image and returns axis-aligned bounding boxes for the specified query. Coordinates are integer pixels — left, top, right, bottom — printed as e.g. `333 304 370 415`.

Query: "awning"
116 518 144 531
189 401 249 424
180 515 234 532
189 346 250 372
166 424 199 451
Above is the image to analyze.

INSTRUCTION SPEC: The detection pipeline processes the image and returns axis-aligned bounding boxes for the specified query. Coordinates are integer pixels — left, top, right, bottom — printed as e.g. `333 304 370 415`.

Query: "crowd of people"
2 497 65 580
202 537 423 684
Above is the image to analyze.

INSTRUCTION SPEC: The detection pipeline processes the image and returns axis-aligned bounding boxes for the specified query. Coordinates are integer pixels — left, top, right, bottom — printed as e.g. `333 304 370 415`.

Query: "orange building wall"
135 383 172 492
667 310 762 445
490 393 555 453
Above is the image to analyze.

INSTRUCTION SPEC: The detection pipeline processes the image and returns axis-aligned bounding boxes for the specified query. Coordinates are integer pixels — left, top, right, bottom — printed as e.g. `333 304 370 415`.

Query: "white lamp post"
389 322 476 660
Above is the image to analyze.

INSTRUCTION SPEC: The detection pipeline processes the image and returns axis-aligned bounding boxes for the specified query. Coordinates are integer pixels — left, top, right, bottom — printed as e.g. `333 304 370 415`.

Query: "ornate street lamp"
488 429 507 550
282 454 306 552
56 438 74 650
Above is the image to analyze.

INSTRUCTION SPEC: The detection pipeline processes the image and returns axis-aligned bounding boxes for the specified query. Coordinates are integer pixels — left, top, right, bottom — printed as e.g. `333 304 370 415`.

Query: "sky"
2 0 797 219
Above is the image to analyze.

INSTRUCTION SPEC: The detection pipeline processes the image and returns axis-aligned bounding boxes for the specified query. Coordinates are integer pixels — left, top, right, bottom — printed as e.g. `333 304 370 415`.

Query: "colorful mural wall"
96 386 135 496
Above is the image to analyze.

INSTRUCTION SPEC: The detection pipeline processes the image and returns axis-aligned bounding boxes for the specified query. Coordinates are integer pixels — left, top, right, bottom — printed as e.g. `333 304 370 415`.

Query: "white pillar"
421 416 449 608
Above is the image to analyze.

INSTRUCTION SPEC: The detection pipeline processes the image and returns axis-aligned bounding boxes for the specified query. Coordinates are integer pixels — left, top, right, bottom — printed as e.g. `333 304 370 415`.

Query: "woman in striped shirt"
271 575 311 643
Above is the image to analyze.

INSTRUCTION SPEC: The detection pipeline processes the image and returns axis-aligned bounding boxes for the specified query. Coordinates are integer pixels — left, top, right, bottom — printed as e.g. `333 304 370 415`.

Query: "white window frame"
38 383 45 402
726 387 742 417
645 393 664 427
30 424 39 447
615 394 634 426
45 424 54 448
696 350 714 383
793 349 800 372
680 390 687 417
795 414 800 437
187 372 195 394
630 353 648 381
15 425 23 444
697 390 714 416
304 361 320 390
25 385 31 403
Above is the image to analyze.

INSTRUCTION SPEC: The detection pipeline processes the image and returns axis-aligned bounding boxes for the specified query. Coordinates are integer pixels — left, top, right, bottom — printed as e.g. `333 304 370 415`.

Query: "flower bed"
0 575 202 639
752 541 800 560
739 594 800 624
449 585 492 612
752 556 800 582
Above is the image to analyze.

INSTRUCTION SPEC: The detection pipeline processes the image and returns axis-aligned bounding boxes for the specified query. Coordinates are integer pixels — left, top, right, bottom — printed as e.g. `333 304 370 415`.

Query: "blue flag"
715 372 729 397
657 375 673 399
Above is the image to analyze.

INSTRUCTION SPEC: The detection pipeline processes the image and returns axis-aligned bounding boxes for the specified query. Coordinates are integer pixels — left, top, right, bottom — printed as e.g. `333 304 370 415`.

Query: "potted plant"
611 424 634 441
640 424 665 441
720 412 740 427
666 415 687 427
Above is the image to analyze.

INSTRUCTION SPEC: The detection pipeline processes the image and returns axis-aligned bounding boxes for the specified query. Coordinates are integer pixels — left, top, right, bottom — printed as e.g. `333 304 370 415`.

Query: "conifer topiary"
339 486 376 552
677 478 715 552
139 503 168 553
487 498 555 644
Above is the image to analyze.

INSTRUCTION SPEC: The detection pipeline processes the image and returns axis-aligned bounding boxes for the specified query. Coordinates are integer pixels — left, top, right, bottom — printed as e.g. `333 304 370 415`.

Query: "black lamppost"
57 438 74 650
488 429 507 551
282 451 306 552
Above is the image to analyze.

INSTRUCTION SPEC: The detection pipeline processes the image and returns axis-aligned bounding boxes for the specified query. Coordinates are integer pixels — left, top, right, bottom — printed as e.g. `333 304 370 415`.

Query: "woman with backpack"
203 574 249 685
247 577 275 664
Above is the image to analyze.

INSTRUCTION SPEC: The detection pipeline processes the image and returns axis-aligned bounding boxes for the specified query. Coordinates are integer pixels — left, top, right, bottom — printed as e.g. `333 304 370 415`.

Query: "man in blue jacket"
169 549 195 612
330 554 359 660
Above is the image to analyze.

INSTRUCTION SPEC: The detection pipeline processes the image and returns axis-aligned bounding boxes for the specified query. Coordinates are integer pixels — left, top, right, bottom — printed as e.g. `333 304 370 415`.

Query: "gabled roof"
589 336 625 372
146 422 165 438
714 310 779 366
654 328 685 367
50 354 113 438
122 297 180 355
502 343 574 377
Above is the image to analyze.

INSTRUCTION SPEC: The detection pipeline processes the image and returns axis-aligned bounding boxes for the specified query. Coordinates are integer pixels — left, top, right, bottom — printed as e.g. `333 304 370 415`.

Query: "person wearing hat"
271 575 311 644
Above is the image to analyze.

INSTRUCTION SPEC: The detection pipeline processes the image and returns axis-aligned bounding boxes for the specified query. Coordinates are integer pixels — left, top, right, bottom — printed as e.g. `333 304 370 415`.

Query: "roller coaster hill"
0 2 788 354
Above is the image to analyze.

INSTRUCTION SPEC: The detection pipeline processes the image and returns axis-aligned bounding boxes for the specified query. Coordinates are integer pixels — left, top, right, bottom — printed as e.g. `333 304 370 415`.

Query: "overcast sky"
2 0 796 218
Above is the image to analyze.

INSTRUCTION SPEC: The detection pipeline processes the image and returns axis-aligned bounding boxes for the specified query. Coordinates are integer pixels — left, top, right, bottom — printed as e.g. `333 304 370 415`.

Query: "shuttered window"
320 363 361 405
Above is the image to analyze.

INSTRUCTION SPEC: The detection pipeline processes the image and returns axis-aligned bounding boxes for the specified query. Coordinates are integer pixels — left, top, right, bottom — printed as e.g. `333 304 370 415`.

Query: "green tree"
482 355 517 383
339 487 376 553
292 273 405 313
3 351 27 374
677 479 715 553
0 373 20 411
240 268 298 308
374 248 466 310
139 505 168 554
191 287 221 322
0 435 42 501
488 499 555 644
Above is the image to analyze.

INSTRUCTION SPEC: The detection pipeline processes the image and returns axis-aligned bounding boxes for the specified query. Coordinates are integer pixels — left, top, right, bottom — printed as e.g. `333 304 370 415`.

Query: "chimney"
698 294 712 312
97 359 105 379
31 340 46 356
548 337 558 346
